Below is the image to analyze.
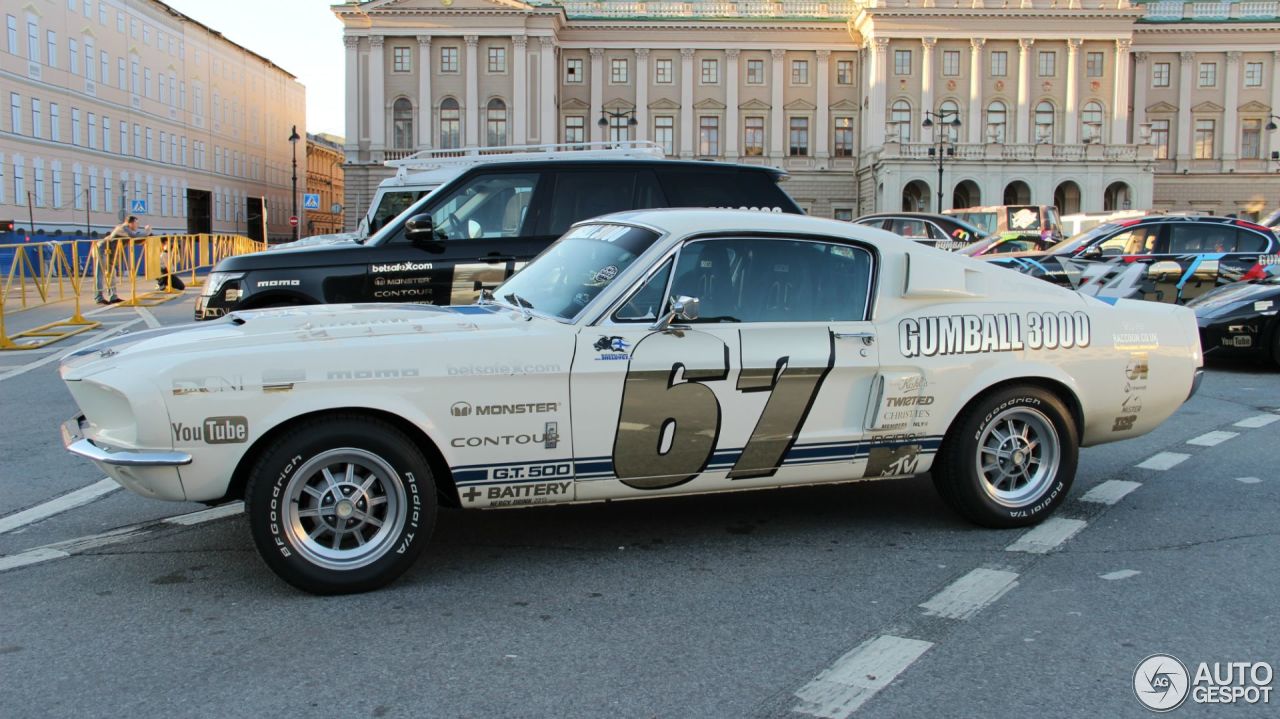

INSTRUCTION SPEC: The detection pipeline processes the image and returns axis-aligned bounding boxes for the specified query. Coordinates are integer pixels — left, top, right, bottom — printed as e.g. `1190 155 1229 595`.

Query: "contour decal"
899 311 1091 358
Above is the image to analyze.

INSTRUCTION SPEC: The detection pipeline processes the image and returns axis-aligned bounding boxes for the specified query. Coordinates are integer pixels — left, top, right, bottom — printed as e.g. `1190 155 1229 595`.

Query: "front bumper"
62 415 191 501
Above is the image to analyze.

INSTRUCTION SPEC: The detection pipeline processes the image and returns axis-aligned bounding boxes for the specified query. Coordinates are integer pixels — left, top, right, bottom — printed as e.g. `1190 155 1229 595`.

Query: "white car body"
62 209 1202 512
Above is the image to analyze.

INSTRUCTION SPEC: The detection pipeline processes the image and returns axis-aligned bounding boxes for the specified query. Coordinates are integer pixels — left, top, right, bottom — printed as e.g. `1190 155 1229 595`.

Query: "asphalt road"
0 292 1276 718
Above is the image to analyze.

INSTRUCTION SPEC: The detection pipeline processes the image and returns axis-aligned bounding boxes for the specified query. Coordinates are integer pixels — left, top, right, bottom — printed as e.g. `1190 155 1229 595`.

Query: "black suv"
195 159 802 319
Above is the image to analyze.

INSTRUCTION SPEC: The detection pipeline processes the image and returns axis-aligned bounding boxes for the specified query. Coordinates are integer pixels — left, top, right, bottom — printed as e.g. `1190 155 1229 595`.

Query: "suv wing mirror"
405 213 436 244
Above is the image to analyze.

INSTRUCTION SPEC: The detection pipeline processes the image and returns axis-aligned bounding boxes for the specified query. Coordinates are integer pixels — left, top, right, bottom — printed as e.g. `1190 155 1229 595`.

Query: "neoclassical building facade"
334 0 1280 224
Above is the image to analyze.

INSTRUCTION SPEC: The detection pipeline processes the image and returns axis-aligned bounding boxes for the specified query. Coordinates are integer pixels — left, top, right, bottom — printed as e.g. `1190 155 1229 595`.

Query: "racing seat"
738 244 817 322
670 243 739 321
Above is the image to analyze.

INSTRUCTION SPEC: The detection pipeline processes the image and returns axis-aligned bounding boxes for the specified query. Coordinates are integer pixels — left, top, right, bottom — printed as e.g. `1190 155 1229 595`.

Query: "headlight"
201 271 244 298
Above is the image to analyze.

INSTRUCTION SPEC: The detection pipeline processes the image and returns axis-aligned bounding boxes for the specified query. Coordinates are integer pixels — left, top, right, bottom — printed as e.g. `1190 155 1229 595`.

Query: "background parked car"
945 204 1065 244
1190 265 1280 366
852 212 986 250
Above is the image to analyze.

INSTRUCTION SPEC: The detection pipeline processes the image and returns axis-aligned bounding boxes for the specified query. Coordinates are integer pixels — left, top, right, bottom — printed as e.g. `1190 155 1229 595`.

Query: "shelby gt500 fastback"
60 210 1204 594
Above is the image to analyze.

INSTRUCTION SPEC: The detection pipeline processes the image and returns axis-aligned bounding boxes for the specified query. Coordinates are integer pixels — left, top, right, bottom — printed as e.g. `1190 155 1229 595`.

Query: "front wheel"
246 415 437 594
931 386 1078 528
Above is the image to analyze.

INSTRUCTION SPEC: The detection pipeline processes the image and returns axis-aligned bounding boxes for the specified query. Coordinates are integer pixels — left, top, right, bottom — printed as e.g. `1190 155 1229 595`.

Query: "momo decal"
172 416 249 444
451 402 561 417
325 368 420 380
371 261 433 273
255 279 300 288
899 312 1091 358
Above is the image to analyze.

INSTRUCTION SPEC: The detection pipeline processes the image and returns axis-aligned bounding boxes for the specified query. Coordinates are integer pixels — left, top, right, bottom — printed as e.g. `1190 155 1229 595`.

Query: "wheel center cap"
1013 450 1026 466
335 499 355 519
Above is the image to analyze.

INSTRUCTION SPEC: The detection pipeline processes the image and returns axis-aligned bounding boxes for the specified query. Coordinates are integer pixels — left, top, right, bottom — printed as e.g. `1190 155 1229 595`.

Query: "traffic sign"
303 193 321 210
129 199 148 214
289 216 299 228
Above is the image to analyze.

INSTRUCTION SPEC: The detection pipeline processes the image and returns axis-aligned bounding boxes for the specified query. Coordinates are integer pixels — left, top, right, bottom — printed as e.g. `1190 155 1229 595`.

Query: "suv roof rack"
383 141 666 179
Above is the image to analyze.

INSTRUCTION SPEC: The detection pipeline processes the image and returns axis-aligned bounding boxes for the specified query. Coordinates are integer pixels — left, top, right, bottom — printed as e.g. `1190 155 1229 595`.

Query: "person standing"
96 216 151 305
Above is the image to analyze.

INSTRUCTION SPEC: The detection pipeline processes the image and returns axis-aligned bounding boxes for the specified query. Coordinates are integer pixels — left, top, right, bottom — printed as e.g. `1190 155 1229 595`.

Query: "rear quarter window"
657 169 800 213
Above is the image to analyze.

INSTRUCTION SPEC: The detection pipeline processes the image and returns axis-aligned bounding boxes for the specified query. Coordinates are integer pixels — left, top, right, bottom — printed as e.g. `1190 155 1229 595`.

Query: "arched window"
1035 101 1055 143
439 98 460 149
392 98 413 149
986 101 1006 143
938 99 960 141
486 98 508 147
1081 101 1104 143
890 100 912 143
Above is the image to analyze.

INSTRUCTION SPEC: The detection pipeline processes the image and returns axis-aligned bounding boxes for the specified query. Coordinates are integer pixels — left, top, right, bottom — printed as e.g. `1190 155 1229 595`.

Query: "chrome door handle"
834 331 876 345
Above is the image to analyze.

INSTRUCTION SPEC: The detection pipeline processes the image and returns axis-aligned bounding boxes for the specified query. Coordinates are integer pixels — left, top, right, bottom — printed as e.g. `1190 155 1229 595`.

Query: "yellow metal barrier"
0 233 266 350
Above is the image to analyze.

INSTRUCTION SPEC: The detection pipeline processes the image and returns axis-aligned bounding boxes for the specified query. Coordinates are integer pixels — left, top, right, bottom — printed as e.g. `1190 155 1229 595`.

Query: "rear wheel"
932 386 1078 528
245 415 437 594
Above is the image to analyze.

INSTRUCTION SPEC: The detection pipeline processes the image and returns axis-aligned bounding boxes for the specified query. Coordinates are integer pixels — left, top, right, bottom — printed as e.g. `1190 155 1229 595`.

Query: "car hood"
60 304 533 380
1188 279 1280 314
267 233 363 251
213 240 381 271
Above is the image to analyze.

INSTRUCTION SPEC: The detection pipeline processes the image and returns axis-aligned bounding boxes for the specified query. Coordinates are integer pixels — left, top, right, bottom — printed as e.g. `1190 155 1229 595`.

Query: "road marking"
0 547 71 572
919 568 1019 621
792 636 934 719
1005 518 1087 554
1100 569 1141 581
164 501 243 525
0 478 119 535
134 306 161 328
1234 414 1280 429
1235 477 1262 485
1186 430 1238 447
1135 452 1190 471
1080 480 1142 505
0 318 143 383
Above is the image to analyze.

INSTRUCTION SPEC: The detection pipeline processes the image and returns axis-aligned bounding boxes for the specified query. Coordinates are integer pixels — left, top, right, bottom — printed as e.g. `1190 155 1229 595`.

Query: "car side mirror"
651 295 700 332
1081 245 1103 259
405 214 436 244
1147 260 1183 278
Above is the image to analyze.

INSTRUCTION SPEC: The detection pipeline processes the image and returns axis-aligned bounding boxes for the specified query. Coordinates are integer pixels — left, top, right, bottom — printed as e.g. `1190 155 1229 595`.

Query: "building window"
488 47 506 74
837 59 853 85
942 50 960 77
27 20 38 63
1081 101 1103 143
834 117 854 157
1194 119 1215 159
47 30 57 68
49 103 60 142
486 98 507 146
792 59 809 85
986 99 1008 142
609 113 630 143
892 49 910 76
654 115 674 155
701 58 718 84
440 47 458 73
1152 62 1170 88
393 46 411 73
747 58 764 85
890 100 911 143
1241 118 1261 159
565 58 582 83
789 117 809 156
1035 101 1055 142
698 116 719 156
834 208 854 222
31 98 41 139
655 58 673 84
1198 62 1216 87
744 116 765 156
1038 51 1056 77
990 51 1007 77
564 115 584 145
1086 52 1104 78
71 107 80 145
610 58 628 84
69 37 78 75
439 97 460 148
8 93 19 134
393 98 413 149
1244 62 1262 87
87 113 95 149
6 15 15 55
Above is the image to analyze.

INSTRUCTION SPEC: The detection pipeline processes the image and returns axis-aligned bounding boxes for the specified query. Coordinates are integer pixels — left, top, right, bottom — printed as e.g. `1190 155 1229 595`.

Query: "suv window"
1167 223 1237 254
1098 226 1157 256
1233 228 1270 253
423 172 538 241
541 170 663 236
668 238 873 323
370 189 431 234
658 170 792 211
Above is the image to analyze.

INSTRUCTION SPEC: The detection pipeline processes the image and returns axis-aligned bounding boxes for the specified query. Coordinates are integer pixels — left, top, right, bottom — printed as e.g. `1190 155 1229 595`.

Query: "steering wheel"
447 212 462 238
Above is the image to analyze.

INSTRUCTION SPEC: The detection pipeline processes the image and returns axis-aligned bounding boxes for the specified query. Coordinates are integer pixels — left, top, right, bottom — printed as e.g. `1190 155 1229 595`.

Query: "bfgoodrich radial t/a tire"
246 415 437 594
931 386 1079 529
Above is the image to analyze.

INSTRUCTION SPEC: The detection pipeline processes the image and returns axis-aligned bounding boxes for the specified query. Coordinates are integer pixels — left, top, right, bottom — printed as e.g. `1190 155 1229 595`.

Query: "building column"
921 38 936 144
635 49 650 142
1223 51 1240 163
680 48 695 158
590 48 604 143
724 50 740 158
369 36 386 153
513 35 528 145
343 36 359 154
1176 51 1193 164
816 49 830 160
869 39 888 149
968 38 984 144
1016 38 1034 144
539 37 556 144
1132 51 1148 144
770 49 786 159
416 36 432 149
1112 39 1131 144
1064 39 1080 144
465 35 479 147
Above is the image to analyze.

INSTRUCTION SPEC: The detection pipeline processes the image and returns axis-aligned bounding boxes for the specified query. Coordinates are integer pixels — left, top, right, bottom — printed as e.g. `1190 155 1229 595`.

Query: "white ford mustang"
60 210 1203 594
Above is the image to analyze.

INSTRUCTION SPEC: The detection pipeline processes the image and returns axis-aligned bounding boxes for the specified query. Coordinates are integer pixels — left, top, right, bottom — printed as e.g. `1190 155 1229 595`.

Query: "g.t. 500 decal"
900 311 1091 358
610 329 835 490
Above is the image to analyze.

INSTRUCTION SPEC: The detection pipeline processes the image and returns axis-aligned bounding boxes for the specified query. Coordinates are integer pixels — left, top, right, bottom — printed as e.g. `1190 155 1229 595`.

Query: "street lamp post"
921 109 962 212
597 109 638 146
288 125 301 241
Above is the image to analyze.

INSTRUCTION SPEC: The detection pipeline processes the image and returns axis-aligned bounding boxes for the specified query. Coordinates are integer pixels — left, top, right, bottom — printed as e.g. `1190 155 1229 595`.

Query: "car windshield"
1045 223 1124 255
493 223 663 321
952 212 998 235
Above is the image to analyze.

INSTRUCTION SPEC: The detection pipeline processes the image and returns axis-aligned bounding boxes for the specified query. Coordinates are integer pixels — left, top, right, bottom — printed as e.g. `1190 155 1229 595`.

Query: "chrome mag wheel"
974 407 1061 508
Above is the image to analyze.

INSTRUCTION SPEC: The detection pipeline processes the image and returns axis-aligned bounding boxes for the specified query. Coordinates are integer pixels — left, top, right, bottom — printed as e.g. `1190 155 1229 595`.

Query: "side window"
422 172 538 241
540 170 661 236
1167 223 1235 254
1233 228 1269 253
891 219 930 240
668 238 873 323
614 257 674 322
369 190 429 234
1098 227 1154 256
656 169 793 211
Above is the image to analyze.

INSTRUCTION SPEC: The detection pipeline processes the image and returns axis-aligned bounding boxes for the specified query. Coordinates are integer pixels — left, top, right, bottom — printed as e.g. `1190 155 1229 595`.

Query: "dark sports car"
1189 266 1280 366
851 212 987 251
985 215 1278 304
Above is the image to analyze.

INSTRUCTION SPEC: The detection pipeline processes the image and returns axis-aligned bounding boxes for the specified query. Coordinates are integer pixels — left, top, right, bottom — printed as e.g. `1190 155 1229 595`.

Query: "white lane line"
1100 569 1141 581
1234 414 1280 429
0 317 143 382
1005 518 1087 554
1135 452 1190 471
164 501 243 526
0 478 119 535
1080 480 1142 506
1186 430 1239 447
792 636 934 719
134 306 161 328
919 568 1019 621
1235 477 1263 485
0 547 71 572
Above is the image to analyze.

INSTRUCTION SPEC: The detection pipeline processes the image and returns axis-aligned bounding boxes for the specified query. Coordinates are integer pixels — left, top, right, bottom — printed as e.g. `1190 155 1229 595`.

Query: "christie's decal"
899 312 1091 358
